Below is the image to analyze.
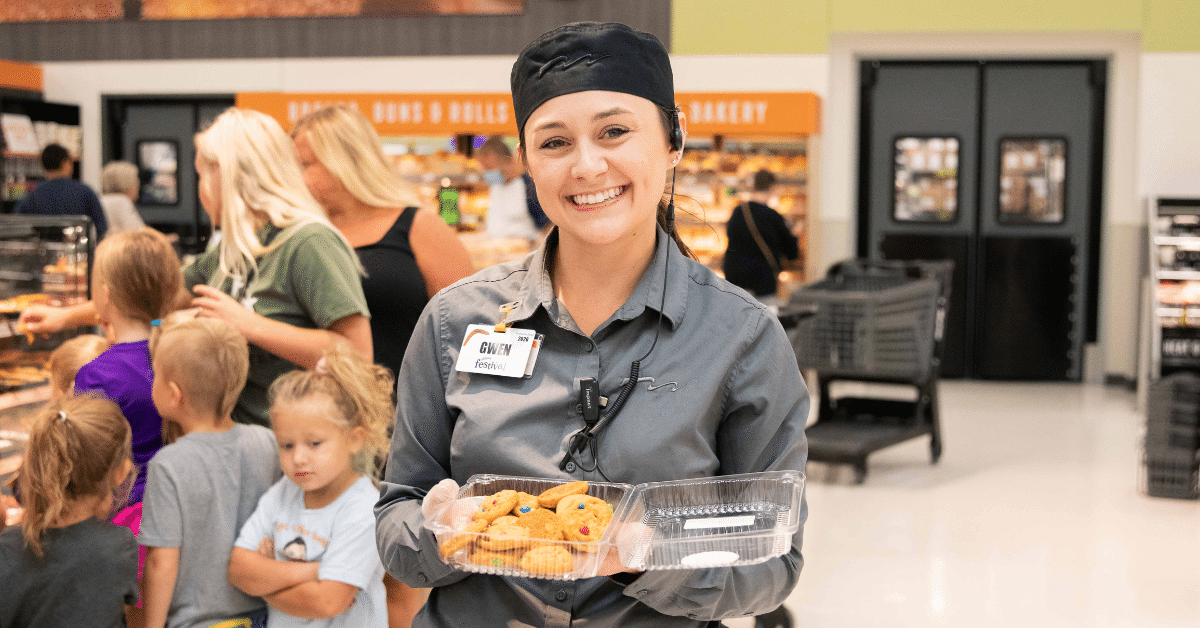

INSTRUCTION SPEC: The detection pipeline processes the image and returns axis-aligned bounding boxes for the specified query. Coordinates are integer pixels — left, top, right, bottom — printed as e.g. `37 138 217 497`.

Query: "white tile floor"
732 381 1200 628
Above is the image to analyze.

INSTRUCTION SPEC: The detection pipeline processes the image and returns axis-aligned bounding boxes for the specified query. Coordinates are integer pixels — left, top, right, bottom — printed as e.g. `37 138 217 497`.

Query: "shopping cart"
779 259 952 483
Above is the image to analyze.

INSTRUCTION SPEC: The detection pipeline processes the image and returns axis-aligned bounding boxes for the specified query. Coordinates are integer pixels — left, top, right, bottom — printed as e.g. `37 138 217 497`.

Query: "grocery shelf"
1155 236 1200 245
1158 270 1200 281
1158 307 1200 318
1143 196 1200 413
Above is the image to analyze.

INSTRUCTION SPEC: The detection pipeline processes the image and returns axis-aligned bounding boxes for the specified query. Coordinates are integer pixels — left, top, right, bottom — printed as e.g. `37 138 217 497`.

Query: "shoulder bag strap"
740 202 781 275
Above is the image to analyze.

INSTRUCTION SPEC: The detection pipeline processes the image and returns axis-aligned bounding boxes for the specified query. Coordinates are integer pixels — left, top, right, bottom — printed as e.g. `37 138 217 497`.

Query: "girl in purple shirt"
74 228 182 580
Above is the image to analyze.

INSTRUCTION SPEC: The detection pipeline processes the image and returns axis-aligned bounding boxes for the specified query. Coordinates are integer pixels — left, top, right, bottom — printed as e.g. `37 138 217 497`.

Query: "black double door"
858 60 1105 380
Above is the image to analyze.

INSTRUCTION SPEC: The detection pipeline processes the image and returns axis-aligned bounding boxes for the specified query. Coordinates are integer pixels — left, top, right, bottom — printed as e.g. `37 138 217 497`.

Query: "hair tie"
150 319 162 327
58 410 68 423
314 357 329 375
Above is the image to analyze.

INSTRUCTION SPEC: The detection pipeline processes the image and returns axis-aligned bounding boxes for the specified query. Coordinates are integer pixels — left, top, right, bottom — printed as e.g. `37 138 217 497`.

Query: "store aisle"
739 381 1200 628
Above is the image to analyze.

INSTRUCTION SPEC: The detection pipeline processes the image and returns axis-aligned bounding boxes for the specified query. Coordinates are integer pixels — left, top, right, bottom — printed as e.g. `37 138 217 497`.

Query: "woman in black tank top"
291 105 475 380
291 104 474 627
354 206 427 375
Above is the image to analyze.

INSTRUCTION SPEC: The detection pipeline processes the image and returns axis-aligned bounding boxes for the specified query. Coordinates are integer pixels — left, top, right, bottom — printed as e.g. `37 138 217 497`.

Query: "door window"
998 137 1066 224
893 136 959 223
136 139 179 205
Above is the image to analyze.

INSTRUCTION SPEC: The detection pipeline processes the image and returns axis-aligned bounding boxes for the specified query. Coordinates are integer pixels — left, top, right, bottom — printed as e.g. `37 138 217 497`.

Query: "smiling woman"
375 22 810 628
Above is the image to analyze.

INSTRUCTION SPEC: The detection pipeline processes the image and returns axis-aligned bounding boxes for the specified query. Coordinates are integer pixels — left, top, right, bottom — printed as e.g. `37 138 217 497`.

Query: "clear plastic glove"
421 478 462 525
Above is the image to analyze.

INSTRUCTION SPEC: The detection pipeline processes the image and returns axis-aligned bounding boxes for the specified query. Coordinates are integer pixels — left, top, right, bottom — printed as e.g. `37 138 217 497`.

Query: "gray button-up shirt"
375 227 809 627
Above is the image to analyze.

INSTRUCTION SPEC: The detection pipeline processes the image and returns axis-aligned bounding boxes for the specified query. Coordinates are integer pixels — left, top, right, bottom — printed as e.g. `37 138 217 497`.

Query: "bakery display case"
378 136 813 275
382 140 538 269
0 215 93 403
673 137 810 281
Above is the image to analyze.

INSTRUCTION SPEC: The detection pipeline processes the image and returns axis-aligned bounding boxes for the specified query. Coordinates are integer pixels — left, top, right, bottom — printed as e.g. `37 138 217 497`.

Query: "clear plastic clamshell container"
612 471 804 571
425 470 804 580
426 475 633 581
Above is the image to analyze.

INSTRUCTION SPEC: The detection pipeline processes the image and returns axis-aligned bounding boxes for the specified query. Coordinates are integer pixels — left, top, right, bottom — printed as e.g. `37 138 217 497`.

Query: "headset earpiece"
669 110 683 153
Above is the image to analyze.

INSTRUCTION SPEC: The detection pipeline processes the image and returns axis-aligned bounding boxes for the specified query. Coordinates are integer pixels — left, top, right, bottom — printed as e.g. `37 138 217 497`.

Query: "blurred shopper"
100 161 148 236
291 104 474 381
17 143 107 239
475 135 548 242
723 169 800 300
20 108 372 428
375 22 808 627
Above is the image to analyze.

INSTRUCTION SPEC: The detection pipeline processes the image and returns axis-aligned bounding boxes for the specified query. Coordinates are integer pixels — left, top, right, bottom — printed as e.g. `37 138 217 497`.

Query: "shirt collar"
508 225 687 331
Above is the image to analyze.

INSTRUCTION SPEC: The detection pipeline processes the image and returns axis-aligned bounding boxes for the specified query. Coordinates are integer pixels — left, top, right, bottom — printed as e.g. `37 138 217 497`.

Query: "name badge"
456 324 540 378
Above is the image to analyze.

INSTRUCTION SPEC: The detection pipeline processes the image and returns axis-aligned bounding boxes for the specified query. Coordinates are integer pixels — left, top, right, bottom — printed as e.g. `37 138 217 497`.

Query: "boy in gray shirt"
140 316 282 628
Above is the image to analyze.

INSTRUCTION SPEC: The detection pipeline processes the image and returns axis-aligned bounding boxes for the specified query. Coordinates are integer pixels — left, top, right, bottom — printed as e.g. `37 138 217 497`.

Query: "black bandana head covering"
511 22 675 138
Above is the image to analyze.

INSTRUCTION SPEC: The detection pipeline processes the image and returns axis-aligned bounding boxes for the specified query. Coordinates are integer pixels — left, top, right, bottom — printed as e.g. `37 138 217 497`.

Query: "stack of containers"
1144 373 1200 499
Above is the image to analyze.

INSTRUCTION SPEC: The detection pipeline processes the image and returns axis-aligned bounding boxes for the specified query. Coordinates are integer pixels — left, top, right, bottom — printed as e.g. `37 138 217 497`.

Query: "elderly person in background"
475 135 549 243
99 161 147 236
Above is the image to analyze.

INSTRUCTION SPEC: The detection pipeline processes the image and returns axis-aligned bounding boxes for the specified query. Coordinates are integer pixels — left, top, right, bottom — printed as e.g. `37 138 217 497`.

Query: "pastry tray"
425 470 804 580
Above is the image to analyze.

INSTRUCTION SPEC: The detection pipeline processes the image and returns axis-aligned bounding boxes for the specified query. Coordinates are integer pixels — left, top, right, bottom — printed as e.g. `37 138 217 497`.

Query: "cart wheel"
930 440 943 464
853 463 868 485
755 605 794 628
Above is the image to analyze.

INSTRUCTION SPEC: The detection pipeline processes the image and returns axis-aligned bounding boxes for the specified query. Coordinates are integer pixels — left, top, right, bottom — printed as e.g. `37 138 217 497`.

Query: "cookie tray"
425 470 804 580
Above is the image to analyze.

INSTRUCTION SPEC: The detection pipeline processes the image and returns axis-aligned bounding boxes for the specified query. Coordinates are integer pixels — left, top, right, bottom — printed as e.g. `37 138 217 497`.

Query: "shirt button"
576 403 584 414
584 342 594 352
555 590 568 602
565 461 577 473
637 589 649 597
417 573 427 584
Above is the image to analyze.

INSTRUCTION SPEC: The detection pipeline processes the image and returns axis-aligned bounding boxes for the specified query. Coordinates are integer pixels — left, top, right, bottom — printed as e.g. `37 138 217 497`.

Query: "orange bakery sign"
237 93 517 135
237 91 820 136
0 59 42 92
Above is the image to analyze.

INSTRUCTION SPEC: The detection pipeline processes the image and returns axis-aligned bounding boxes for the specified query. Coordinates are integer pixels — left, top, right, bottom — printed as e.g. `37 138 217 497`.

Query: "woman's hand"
18 304 73 334
191 285 257 334
595 545 641 579
594 519 650 578
421 478 462 525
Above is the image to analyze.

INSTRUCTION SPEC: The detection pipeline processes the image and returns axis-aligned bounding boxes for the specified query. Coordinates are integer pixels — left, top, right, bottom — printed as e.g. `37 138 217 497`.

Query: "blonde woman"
22 108 371 428
99 161 147 235
291 104 473 378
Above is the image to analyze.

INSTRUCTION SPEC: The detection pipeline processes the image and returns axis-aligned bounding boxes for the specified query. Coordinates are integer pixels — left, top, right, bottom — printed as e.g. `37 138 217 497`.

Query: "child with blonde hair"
139 314 281 628
73 227 182 575
229 345 392 627
0 396 138 627
46 334 110 400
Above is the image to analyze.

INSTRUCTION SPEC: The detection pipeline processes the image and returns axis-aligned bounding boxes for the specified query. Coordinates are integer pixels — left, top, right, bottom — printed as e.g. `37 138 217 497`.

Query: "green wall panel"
672 0 1200 54
1144 0 1200 51
828 0 1141 33
672 0 828 54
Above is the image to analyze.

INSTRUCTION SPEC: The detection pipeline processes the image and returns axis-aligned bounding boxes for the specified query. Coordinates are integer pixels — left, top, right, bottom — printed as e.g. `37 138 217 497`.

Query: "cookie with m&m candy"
511 491 540 515
557 494 612 548
469 546 523 569
472 489 520 523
